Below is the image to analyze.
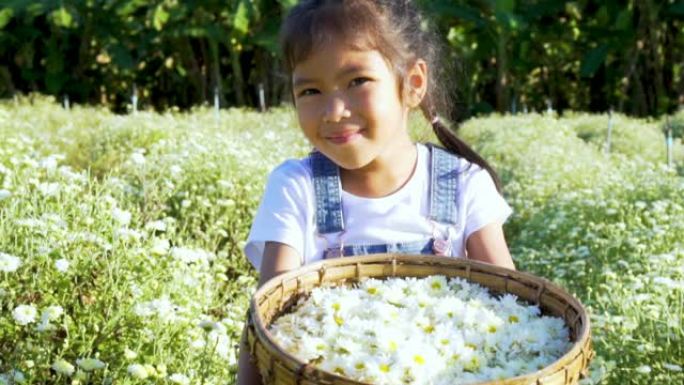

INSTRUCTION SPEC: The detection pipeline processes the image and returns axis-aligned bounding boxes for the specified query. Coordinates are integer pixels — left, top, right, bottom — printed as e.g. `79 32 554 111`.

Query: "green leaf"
50 7 73 28
153 5 169 31
278 0 298 11
667 2 684 15
0 8 13 29
110 44 134 69
615 10 631 31
580 44 608 77
493 0 515 14
252 18 280 54
233 0 249 36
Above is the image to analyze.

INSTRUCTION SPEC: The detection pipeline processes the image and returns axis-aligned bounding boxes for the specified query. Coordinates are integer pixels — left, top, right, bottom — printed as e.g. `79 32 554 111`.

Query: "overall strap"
310 151 345 234
428 144 459 224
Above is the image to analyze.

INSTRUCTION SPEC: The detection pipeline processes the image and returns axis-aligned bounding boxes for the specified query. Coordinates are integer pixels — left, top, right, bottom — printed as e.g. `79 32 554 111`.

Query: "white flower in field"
39 155 57 172
663 363 682 372
112 207 132 226
0 252 21 272
55 258 70 273
37 182 60 196
76 358 106 371
0 189 10 200
116 228 143 241
134 297 180 323
130 152 146 166
170 247 214 264
42 305 64 321
635 365 651 374
168 373 190 385
127 364 149 379
52 359 75 376
199 319 219 332
150 238 170 256
653 276 678 289
12 304 37 325
124 348 138 360
2 370 25 384
169 165 183 176
145 220 167 232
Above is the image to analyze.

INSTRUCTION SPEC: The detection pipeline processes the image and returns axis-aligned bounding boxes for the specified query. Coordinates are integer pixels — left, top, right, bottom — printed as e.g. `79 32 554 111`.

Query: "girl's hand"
258 241 302 287
465 223 516 270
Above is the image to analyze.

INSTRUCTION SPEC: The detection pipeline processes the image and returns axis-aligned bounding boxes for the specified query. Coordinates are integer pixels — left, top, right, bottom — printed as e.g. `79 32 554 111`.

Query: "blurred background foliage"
0 0 682 117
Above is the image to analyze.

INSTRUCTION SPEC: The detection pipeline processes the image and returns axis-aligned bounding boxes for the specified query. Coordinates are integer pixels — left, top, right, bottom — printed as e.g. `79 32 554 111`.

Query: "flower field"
1 95 683 384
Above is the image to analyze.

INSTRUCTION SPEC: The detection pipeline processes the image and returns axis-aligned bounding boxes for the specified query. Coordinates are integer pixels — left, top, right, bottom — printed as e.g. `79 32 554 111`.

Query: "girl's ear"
404 59 428 108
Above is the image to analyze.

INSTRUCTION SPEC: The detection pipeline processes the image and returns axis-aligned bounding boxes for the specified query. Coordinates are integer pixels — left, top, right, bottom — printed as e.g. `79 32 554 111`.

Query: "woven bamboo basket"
247 254 594 385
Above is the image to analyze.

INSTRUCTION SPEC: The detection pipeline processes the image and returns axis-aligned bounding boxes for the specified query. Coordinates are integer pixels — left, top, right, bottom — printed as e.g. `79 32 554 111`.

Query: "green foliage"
1 1 682 116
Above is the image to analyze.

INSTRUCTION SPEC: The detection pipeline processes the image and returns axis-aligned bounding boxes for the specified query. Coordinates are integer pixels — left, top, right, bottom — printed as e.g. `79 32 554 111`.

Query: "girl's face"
292 40 420 171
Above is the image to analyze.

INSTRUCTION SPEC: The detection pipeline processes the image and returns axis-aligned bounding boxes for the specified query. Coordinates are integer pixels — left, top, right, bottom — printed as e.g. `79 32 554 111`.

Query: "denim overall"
311 144 459 259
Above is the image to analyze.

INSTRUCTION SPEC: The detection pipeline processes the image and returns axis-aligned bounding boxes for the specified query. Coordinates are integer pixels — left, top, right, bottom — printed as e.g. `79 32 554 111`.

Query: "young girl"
238 0 514 383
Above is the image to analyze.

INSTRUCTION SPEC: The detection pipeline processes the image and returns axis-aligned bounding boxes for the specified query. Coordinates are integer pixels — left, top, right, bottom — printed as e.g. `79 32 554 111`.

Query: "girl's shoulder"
264 155 317 194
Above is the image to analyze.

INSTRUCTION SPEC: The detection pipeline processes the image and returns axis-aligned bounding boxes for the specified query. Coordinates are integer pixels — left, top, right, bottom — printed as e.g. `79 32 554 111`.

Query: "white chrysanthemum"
150 239 170 256
269 276 571 384
0 252 21 272
130 152 146 166
115 228 142 241
124 348 138 360
55 258 70 273
52 359 75 376
127 364 149 379
2 370 25 384
170 247 214 264
0 189 11 200
145 220 167 232
12 304 37 325
635 365 652 374
76 358 106 371
42 305 64 321
168 373 190 385
37 182 60 196
663 363 682 372
111 207 132 226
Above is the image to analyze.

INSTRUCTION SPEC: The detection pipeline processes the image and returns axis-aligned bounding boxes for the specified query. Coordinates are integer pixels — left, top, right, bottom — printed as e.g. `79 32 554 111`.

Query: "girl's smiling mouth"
325 129 365 144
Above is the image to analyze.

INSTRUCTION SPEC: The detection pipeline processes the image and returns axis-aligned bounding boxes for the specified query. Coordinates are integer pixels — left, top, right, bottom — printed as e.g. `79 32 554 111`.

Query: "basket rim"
249 254 592 385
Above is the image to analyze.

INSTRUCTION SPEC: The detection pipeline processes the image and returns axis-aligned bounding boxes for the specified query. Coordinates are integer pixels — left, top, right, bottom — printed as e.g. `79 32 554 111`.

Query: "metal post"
132 84 138 114
63 95 70 110
258 83 266 112
604 109 613 155
667 118 673 169
214 85 220 125
511 94 517 115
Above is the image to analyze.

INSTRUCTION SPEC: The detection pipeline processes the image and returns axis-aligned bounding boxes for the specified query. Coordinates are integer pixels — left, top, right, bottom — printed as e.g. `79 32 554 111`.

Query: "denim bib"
311 144 459 259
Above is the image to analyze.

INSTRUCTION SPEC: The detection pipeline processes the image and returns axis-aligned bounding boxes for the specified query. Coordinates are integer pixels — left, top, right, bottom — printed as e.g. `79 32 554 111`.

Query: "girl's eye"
298 88 319 97
349 77 371 87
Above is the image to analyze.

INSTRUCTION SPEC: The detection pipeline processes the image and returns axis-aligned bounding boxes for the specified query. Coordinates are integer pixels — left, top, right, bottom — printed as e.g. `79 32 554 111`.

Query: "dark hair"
280 0 503 193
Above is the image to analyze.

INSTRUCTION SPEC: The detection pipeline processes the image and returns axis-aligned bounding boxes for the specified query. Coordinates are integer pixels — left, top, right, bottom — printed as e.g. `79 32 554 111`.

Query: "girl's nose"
322 95 351 123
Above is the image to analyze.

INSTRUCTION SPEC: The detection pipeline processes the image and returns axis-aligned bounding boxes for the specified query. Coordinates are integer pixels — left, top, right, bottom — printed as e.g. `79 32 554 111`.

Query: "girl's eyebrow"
293 65 369 88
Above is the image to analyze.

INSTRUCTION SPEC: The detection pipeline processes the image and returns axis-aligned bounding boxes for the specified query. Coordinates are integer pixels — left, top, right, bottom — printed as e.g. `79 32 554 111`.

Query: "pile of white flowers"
270 276 571 385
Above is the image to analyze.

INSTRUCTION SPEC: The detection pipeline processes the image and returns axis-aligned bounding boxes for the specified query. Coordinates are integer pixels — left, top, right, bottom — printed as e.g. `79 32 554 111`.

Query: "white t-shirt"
244 143 512 271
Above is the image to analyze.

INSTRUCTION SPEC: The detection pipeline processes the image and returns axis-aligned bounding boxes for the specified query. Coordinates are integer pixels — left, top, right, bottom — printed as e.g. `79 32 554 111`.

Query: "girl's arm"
257 241 303 286
465 222 516 270
237 241 301 385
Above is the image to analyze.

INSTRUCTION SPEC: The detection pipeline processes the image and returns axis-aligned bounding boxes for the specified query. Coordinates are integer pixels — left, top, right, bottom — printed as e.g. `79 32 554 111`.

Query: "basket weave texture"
247 254 594 385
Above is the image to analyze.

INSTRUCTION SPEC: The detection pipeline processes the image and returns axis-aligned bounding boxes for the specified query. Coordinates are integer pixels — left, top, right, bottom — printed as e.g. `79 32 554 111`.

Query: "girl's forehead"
292 40 391 76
